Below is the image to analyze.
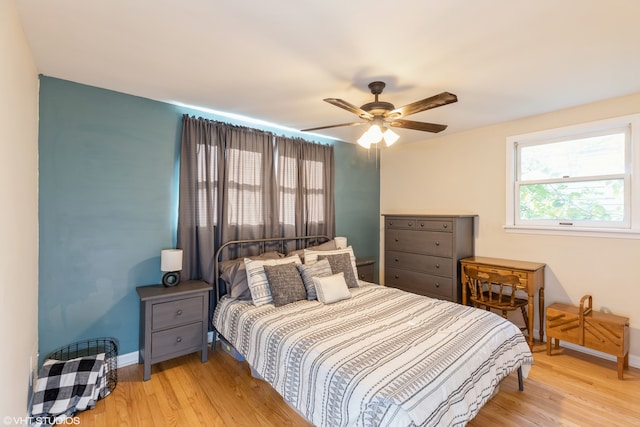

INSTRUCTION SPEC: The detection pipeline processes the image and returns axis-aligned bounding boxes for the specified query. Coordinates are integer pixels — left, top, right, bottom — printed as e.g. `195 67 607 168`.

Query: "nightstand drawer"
152 322 203 360
152 296 203 330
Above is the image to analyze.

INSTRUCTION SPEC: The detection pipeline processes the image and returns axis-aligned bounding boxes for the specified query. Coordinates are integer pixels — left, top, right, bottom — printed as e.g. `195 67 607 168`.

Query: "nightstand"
136 280 213 381
356 258 376 282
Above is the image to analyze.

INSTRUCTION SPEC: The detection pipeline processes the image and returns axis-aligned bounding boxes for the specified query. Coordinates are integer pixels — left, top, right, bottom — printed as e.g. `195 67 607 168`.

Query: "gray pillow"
263 263 307 307
287 239 337 261
296 258 333 300
319 253 359 288
219 251 282 300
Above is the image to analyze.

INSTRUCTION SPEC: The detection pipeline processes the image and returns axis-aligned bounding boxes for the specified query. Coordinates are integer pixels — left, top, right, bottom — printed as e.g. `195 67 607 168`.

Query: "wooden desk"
460 256 545 348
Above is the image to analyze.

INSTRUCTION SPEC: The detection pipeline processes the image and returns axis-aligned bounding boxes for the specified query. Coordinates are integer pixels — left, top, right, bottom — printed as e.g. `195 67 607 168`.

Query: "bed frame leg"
517 367 523 391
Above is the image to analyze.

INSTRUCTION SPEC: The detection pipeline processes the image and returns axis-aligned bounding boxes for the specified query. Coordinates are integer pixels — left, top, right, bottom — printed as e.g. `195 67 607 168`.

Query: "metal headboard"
213 235 331 303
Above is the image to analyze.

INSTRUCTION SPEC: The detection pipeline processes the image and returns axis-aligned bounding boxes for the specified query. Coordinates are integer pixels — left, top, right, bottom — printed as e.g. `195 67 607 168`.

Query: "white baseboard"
117 351 139 368
533 327 639 369
553 340 639 369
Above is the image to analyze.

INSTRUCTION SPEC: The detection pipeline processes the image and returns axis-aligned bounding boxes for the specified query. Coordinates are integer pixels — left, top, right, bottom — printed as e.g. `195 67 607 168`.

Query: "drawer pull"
394 275 399 279
176 310 183 316
435 241 440 246
436 263 440 268
394 257 399 262
389 221 394 226
408 222 413 226
443 224 448 229
176 337 182 343
395 238 399 242
419 222 424 227
435 282 440 288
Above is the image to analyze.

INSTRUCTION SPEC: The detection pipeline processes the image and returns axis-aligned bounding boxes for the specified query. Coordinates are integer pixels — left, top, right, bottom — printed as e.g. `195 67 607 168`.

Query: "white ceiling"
14 0 640 144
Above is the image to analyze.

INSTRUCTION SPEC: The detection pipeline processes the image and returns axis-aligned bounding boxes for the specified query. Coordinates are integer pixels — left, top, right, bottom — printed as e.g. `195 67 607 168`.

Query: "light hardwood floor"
77 342 639 426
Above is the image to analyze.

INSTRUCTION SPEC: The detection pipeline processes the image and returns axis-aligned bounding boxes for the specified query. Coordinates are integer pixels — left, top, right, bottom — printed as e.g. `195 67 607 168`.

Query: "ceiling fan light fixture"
366 124 383 143
357 133 372 148
383 128 399 146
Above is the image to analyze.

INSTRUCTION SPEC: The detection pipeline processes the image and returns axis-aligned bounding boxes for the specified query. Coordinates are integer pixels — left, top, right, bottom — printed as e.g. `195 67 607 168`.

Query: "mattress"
213 283 533 427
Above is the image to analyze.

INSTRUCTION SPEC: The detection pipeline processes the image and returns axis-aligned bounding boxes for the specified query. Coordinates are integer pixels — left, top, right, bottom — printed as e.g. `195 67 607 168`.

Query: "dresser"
136 280 212 381
460 256 545 348
383 214 476 303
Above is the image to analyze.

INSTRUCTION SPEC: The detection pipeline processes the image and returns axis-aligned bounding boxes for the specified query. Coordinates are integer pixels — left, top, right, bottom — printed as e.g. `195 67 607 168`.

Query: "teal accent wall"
38 76 380 358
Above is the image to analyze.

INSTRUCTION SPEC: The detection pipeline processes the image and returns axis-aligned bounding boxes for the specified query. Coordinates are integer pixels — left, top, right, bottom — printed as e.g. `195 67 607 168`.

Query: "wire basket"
44 337 118 399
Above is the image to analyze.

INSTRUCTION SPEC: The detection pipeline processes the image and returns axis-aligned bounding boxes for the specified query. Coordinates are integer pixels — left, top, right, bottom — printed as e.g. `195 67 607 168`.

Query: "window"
506 114 640 237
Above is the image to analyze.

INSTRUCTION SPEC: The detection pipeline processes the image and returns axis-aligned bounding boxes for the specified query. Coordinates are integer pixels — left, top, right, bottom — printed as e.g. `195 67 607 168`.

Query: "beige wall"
0 0 39 419
381 92 640 365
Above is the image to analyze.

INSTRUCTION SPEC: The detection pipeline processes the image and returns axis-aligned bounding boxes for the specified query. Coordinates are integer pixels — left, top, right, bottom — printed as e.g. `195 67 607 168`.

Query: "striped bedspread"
213 283 533 427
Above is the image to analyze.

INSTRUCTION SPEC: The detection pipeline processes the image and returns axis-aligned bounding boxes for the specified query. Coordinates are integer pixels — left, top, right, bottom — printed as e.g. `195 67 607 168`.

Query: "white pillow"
304 246 358 281
245 255 302 306
312 272 351 304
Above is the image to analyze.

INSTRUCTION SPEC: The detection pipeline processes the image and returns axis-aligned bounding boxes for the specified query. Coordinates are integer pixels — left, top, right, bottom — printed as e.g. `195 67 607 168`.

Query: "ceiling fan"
301 81 457 147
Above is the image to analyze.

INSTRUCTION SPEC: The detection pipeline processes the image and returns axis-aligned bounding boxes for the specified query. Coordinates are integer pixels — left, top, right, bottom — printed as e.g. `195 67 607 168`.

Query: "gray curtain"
276 136 335 253
177 116 334 325
178 115 278 283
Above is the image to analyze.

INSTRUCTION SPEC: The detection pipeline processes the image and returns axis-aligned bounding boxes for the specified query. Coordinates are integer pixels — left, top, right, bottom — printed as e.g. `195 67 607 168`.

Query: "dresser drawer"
386 267 454 300
416 219 453 232
385 217 416 229
151 322 203 360
386 250 453 276
386 229 453 257
152 296 203 330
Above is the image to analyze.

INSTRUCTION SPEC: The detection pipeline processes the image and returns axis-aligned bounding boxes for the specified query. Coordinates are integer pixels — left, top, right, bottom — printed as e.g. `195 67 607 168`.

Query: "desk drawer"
386 229 453 257
386 267 453 300
386 251 453 276
152 296 203 330
152 322 203 360
465 264 528 289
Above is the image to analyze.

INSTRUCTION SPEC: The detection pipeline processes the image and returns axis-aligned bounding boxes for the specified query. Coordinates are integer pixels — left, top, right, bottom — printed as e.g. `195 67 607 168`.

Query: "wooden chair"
463 265 530 336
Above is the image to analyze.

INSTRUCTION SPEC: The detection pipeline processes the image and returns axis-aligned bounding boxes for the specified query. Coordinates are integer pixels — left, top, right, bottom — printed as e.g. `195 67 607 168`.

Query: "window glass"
519 132 626 180
507 115 638 234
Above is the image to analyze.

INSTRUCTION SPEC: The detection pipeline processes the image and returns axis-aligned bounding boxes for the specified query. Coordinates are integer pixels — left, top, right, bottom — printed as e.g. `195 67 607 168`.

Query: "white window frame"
505 113 640 238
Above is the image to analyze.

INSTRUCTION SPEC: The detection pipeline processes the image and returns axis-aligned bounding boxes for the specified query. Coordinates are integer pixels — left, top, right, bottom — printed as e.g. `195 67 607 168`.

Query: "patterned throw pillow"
244 255 302 306
296 258 333 300
304 246 359 285
263 263 307 307
319 252 359 288
219 251 282 300
312 272 351 304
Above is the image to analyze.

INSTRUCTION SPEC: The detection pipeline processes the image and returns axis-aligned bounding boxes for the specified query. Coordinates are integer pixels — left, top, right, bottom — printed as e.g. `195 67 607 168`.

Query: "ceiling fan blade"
324 98 374 120
301 122 368 132
389 119 448 133
388 92 457 119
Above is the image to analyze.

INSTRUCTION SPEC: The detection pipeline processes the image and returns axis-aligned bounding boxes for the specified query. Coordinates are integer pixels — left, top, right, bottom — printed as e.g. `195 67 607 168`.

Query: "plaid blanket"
31 353 107 426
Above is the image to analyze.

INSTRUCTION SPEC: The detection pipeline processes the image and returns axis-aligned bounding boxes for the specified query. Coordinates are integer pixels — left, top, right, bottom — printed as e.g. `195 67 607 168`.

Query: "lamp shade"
161 249 183 272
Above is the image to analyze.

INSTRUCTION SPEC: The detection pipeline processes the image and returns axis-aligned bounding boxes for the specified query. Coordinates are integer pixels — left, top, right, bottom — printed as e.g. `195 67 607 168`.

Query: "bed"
212 236 533 427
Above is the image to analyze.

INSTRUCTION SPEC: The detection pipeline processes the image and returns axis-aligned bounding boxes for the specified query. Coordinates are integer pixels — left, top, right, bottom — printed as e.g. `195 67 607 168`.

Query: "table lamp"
161 249 183 287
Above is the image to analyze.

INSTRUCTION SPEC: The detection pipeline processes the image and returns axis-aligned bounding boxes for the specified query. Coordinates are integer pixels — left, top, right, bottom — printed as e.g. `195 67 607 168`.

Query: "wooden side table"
356 258 376 282
460 256 545 348
136 280 213 381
